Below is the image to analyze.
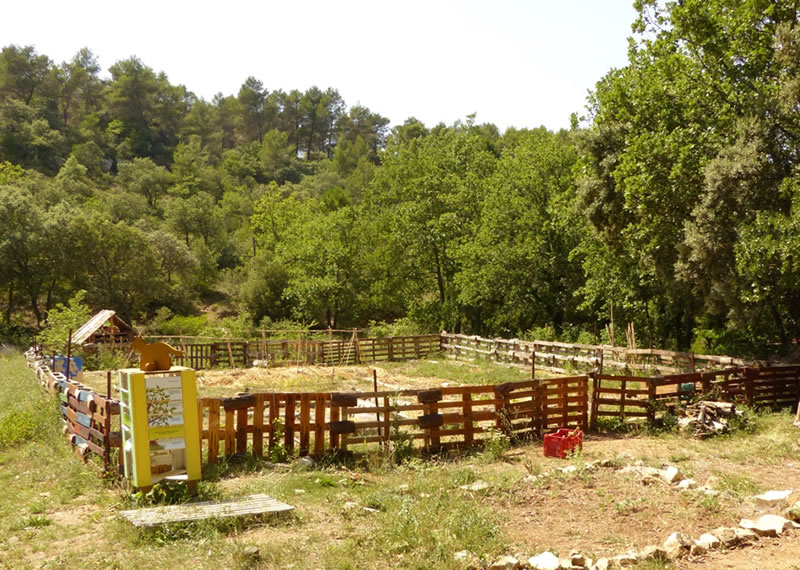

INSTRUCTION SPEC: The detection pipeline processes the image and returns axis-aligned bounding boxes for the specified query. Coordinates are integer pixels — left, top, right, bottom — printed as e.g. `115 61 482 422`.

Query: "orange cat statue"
130 337 184 371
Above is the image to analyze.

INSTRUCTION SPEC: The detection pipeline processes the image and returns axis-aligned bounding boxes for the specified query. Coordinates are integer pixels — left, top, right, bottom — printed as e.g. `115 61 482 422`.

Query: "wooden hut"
73 310 136 350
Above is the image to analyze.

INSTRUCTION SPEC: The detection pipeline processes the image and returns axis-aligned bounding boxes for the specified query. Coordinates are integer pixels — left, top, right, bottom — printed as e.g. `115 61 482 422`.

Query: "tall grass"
0 349 60 450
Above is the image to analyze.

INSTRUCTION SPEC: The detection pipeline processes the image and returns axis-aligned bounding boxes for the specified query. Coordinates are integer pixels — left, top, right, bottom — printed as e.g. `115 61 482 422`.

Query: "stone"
709 527 739 548
489 555 519 570
460 480 490 492
610 552 637 566
663 532 692 558
242 546 260 560
659 465 684 484
638 545 668 561
732 528 759 545
568 551 588 567
297 456 316 469
677 478 697 491
783 501 800 523
557 465 578 474
755 490 793 508
453 550 481 569
739 514 795 537
689 543 706 556
591 558 609 570
527 551 560 570
694 533 720 552
704 475 720 489
294 488 306 494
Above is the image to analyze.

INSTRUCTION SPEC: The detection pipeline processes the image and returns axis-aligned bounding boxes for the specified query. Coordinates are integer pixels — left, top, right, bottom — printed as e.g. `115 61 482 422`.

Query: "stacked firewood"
677 401 741 438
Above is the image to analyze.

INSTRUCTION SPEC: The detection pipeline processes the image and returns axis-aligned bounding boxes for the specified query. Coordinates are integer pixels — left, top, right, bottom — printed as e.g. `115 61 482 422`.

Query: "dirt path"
680 532 800 569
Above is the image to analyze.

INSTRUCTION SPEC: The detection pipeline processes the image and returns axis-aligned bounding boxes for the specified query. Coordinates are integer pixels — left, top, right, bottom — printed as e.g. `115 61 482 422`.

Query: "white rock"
591 558 609 570
663 532 692 558
610 552 637 566
460 480 490 492
557 465 578 474
638 545 668 561
489 555 519 570
732 527 759 545
739 514 795 537
528 551 560 570
568 551 588 567
695 533 720 551
677 479 697 491
689 543 706 556
709 527 739 547
659 465 684 484
453 550 481 568
298 456 315 468
755 490 793 507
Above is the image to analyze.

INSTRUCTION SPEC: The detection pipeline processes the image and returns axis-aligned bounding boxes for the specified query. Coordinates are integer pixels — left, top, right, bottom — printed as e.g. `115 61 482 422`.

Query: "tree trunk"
432 243 446 304
5 283 13 325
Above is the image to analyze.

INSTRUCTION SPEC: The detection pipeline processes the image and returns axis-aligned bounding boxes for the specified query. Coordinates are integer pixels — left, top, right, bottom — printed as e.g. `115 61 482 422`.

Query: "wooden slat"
120 494 293 527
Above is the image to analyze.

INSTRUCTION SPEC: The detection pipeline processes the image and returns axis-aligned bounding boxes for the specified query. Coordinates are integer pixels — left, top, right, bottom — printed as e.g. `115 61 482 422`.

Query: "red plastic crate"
543 428 583 459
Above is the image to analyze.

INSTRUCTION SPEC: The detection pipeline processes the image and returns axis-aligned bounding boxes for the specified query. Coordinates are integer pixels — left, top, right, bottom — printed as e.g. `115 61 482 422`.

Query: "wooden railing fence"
440 333 754 376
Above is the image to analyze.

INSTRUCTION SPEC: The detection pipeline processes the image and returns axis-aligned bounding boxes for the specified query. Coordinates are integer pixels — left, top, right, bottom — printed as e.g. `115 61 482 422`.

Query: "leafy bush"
35 290 91 355
367 317 427 338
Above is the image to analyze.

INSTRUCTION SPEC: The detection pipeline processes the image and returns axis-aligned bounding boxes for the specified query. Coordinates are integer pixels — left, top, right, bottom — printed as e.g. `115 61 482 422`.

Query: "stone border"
476 457 800 570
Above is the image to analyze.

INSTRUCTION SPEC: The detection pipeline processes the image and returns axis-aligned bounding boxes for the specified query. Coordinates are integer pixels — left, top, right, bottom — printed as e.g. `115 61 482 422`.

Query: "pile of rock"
476 457 800 570
480 512 799 569
677 401 741 438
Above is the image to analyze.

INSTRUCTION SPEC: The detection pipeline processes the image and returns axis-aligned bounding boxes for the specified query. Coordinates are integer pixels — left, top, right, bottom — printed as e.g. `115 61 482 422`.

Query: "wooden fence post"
646 378 656 424
589 372 599 430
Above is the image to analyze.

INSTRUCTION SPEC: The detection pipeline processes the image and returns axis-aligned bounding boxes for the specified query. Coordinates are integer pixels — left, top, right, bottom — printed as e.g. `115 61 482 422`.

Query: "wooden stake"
65 328 73 379
226 334 234 368
373 369 382 440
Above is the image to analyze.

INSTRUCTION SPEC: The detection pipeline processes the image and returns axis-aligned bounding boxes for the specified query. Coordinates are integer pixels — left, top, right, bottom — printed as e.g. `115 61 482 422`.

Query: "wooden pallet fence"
590 366 800 427
165 334 442 370
540 376 589 430
197 376 589 464
27 355 121 468
590 374 651 429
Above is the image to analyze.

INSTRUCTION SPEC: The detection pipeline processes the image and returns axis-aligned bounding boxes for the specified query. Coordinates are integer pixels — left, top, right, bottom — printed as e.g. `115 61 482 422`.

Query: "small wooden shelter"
73 310 136 349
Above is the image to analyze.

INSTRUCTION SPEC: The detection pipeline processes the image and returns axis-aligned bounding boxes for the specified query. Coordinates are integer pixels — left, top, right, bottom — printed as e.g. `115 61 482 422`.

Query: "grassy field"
2 349 800 569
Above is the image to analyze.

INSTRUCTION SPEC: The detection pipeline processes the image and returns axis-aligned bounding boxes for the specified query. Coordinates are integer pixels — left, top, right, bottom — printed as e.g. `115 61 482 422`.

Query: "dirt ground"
74 362 800 569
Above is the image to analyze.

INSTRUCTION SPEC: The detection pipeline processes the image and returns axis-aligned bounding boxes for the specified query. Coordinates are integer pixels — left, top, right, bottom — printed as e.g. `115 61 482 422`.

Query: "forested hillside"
3 0 800 356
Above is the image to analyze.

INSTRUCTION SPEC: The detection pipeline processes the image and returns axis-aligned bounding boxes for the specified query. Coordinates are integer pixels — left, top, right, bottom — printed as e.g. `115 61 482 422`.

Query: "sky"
1 1 638 132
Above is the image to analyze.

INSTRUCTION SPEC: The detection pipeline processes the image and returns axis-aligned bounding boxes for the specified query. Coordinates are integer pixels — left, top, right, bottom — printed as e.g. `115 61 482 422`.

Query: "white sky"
1 0 637 132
